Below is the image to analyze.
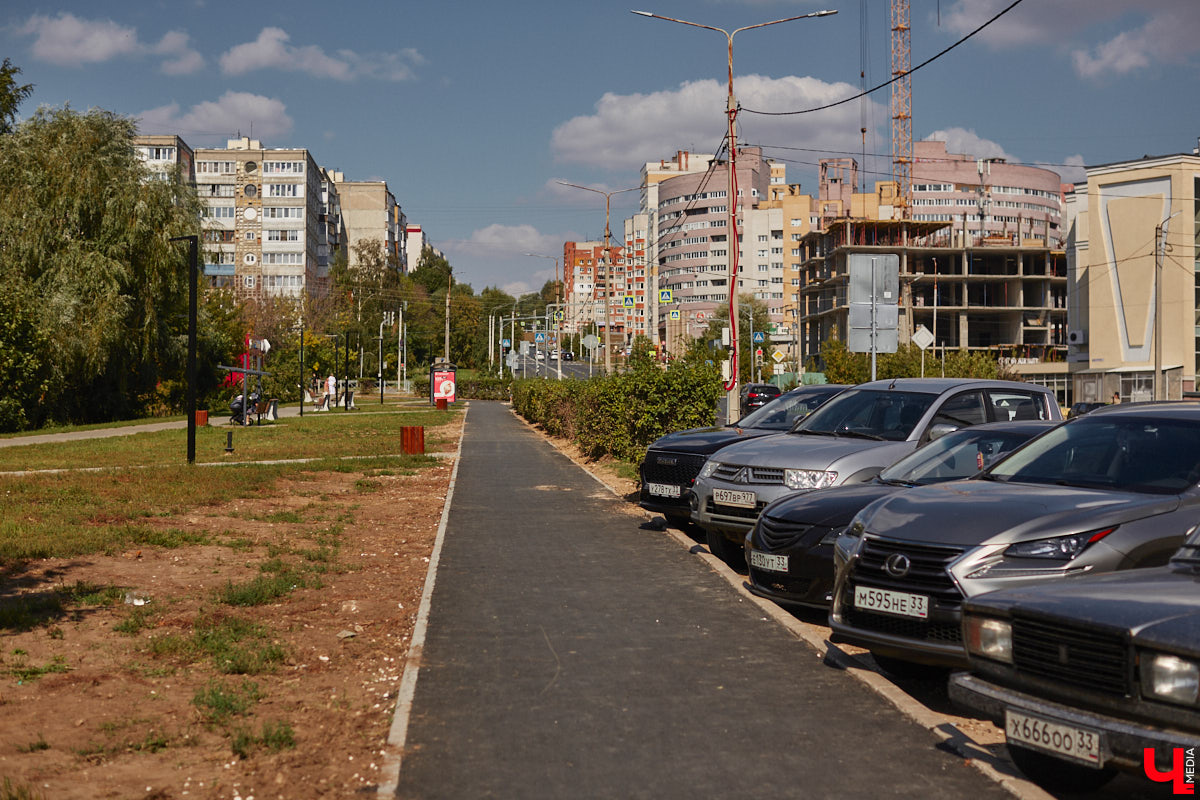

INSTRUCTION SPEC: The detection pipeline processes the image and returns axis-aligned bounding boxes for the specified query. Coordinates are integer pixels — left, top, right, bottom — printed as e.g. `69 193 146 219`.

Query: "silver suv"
690 378 1061 568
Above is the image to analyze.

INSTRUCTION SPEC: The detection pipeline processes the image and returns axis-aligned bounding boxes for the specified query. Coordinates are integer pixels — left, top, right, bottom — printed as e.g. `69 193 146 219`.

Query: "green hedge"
414 375 512 401
511 361 721 463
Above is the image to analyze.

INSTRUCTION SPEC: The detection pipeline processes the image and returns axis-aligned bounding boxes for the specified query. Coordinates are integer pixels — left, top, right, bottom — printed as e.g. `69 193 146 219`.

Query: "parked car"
829 402 1200 676
949 541 1200 793
638 384 848 527
744 421 1055 608
562 351 574 361
741 383 782 411
692 378 1061 569
1066 400 1107 418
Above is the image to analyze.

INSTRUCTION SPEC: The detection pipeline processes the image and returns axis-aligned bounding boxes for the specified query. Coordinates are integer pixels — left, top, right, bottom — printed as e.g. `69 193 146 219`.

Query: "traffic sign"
772 350 785 364
623 296 635 308
659 289 673 303
669 310 681 320
534 332 547 343
501 338 511 347
912 325 934 350
554 310 564 321
752 331 766 343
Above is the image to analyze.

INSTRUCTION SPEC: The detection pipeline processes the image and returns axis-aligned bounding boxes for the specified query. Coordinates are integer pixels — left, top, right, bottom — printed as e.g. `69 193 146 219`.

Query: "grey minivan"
690 378 1061 568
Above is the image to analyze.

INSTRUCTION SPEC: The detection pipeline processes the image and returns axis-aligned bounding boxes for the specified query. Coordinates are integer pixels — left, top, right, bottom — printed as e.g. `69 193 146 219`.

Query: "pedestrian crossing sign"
535 332 546 343
669 310 681 320
554 310 564 321
623 296 635 308
659 289 673 303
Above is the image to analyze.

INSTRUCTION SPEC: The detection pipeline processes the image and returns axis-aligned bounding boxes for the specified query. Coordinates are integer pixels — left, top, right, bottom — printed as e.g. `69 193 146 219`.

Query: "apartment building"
192 138 334 301
1064 144 1200 403
134 134 194 183
620 213 651 343
328 173 405 273
562 240 610 344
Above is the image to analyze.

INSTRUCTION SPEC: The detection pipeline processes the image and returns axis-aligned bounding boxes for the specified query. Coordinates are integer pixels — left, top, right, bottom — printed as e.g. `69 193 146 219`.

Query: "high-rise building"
134 135 194 183
327 173 405 274
193 137 334 301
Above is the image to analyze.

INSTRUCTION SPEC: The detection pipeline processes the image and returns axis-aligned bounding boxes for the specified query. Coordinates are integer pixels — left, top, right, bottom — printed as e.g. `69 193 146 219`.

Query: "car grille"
853 536 965 607
1011 616 1131 697
711 463 786 485
705 497 768 520
641 451 707 486
843 606 964 644
754 516 814 550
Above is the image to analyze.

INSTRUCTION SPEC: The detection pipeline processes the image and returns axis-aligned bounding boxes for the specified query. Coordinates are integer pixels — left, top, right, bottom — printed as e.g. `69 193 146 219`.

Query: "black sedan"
744 420 1054 608
638 384 847 526
741 383 782 411
950 541 1200 793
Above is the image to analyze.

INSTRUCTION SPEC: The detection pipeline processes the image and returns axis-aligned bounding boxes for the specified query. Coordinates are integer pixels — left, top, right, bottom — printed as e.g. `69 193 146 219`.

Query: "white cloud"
219 27 423 81
136 91 293 144
923 128 1015 162
1052 155 1087 185
551 74 873 169
16 13 204 74
939 0 1200 79
442 224 565 261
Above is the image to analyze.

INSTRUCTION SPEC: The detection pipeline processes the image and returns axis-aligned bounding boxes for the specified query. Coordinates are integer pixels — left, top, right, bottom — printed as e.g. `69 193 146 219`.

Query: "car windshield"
792 389 936 442
878 427 1041 486
985 416 1200 494
738 389 836 431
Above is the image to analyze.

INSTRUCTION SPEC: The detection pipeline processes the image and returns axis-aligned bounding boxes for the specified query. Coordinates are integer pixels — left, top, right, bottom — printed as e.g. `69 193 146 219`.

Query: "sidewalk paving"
393 400 1015 799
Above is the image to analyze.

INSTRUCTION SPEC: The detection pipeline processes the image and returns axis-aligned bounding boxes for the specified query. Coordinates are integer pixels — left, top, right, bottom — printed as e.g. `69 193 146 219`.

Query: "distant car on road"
830 402 1200 675
744 420 1054 608
692 378 1061 569
950 538 1200 793
638 384 848 528
741 383 782 411
1066 400 1107 418
562 351 574 361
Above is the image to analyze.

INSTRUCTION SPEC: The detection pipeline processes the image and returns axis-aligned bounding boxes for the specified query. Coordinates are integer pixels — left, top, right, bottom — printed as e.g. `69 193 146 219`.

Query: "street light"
1155 209 1181 401
632 7 837 420
526 252 564 378
557 181 639 374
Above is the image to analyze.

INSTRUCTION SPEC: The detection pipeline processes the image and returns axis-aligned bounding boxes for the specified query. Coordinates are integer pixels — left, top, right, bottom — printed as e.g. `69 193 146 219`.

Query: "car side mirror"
927 422 959 441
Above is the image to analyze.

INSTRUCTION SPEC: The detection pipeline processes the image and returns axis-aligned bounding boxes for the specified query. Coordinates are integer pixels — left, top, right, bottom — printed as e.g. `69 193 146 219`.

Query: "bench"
255 398 279 421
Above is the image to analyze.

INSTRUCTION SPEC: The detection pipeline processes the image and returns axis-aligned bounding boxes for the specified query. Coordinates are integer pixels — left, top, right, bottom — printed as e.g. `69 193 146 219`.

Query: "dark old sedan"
830 402 1200 674
744 420 1054 608
950 541 1200 793
638 384 847 527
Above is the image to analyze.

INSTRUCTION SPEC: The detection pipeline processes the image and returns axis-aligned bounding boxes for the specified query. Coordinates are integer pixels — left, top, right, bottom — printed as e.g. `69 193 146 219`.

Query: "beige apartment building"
134 134 194 183
1065 146 1200 403
327 174 405 274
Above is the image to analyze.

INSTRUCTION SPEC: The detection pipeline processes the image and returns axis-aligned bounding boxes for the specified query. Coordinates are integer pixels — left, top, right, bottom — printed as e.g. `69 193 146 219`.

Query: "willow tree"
0 107 204 425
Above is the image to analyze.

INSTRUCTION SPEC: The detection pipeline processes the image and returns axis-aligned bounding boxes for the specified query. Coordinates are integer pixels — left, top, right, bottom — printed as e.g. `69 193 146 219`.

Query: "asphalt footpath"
394 400 1014 799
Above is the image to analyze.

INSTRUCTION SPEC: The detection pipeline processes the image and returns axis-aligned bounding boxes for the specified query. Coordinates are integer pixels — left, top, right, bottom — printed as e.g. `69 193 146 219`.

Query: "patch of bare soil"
0 415 463 800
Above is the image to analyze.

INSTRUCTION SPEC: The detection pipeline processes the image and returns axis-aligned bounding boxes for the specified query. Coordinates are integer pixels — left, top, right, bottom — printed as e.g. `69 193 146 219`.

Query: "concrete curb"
377 403 468 797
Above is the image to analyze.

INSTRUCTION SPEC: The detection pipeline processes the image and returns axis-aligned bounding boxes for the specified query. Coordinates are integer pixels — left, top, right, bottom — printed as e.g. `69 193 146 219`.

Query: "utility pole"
444 273 451 362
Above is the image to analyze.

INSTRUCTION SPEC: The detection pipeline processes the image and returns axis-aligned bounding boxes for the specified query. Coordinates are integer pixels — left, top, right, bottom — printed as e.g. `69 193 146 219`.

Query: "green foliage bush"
818 339 1005 384
512 359 720 463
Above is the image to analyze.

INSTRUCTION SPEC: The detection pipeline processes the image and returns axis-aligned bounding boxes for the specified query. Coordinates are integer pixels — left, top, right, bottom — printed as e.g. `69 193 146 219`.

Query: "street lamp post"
527 253 565 379
1156 210 1181 401
632 7 836 420
557 182 639 374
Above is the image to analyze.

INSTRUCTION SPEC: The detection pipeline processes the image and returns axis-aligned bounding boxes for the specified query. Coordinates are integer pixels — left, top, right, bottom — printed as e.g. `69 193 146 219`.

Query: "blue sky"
4 1 1199 295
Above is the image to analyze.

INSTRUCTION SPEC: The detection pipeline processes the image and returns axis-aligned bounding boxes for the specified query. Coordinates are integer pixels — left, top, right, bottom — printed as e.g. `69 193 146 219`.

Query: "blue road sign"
534 332 547 343
501 338 511 347
753 331 766 343
623 296 635 308
659 289 673 303
669 310 681 320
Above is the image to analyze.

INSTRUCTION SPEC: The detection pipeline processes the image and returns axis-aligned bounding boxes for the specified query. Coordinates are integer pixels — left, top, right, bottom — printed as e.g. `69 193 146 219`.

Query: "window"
263 206 304 219
141 146 175 161
263 161 305 174
266 229 300 242
201 184 236 197
197 161 235 174
262 252 304 265
932 392 987 429
266 183 300 198
203 206 236 219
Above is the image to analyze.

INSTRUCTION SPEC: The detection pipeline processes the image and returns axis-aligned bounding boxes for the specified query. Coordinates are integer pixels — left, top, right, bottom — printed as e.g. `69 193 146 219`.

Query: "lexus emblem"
884 553 911 578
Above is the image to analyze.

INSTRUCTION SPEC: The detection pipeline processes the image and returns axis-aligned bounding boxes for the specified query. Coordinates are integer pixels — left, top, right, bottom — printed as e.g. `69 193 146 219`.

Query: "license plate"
750 550 788 573
853 585 929 619
1005 709 1104 767
713 488 756 508
646 482 681 498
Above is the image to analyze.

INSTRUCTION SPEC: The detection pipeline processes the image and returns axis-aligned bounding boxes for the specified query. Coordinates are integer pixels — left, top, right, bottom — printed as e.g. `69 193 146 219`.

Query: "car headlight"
784 469 838 490
964 616 1013 664
1141 653 1200 706
699 460 720 479
1003 527 1116 560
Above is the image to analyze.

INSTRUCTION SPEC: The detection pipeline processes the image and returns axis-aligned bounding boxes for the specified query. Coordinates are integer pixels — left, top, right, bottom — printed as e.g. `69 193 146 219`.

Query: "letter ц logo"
1145 748 1196 794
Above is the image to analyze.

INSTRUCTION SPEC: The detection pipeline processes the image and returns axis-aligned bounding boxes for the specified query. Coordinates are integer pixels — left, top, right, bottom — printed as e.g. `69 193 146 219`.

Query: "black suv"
741 383 782 411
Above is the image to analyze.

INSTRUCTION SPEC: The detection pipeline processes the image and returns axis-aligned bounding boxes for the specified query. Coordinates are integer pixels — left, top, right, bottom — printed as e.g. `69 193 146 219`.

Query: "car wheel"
1007 745 1117 793
870 653 949 682
706 528 747 572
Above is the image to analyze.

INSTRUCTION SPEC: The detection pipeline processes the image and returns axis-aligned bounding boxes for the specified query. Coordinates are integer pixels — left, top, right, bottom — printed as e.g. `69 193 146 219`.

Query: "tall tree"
410 246 453 297
0 106 206 425
0 59 33 135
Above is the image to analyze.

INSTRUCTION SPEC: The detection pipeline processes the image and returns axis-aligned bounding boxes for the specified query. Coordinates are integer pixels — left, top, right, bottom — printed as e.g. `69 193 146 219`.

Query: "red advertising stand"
431 361 456 411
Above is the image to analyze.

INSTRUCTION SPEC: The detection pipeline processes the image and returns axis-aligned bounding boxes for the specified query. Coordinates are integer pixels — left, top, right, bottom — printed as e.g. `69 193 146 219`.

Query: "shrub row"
413 375 512 401
511 361 722 463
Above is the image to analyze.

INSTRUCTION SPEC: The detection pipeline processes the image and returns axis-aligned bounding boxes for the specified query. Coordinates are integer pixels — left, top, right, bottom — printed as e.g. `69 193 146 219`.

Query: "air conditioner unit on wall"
1067 329 1088 345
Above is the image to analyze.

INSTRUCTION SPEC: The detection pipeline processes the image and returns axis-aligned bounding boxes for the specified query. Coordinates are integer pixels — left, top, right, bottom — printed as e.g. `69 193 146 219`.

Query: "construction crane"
891 0 912 218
